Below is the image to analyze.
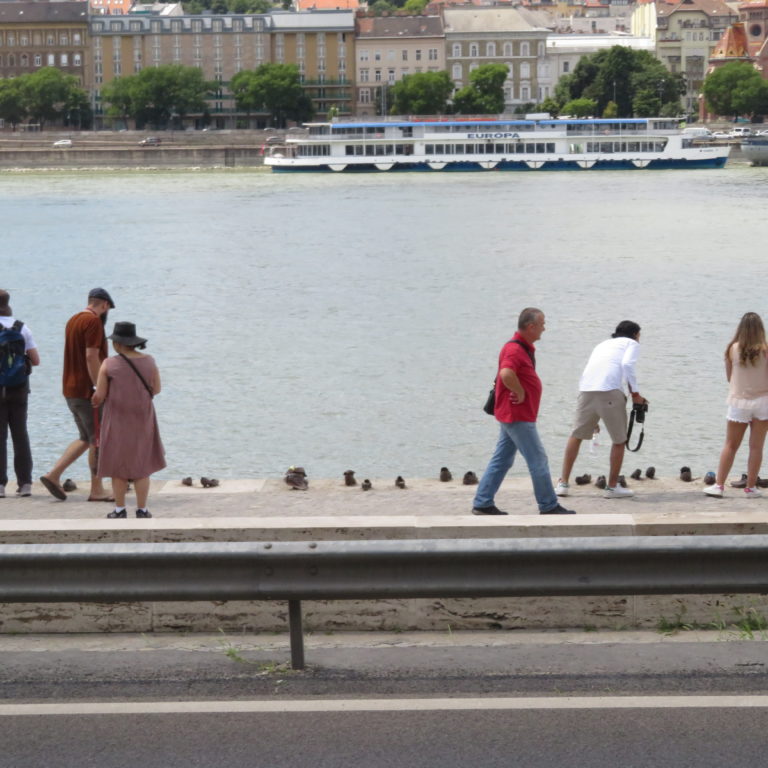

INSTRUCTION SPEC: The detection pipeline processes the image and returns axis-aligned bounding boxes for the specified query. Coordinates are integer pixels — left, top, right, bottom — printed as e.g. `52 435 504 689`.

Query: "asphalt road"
2 632 767 768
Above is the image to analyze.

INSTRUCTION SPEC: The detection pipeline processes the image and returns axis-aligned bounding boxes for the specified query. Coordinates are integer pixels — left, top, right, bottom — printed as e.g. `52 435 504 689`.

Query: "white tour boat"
741 135 768 166
265 115 731 173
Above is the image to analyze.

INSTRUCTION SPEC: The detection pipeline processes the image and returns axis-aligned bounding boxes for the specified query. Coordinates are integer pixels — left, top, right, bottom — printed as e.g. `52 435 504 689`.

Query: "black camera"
632 401 648 423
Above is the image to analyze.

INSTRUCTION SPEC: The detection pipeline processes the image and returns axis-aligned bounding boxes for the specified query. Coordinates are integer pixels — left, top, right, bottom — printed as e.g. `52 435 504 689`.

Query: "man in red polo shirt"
472 307 575 515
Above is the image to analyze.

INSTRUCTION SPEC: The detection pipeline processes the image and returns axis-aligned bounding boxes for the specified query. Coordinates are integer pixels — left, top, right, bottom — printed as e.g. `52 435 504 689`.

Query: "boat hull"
269 156 730 173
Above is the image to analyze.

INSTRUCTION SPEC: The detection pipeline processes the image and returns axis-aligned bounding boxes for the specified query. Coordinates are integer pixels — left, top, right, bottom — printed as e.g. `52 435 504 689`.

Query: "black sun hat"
108 321 147 347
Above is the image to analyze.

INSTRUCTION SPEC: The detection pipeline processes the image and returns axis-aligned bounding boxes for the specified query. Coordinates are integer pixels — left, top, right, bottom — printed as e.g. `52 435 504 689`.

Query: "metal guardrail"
2 535 768 669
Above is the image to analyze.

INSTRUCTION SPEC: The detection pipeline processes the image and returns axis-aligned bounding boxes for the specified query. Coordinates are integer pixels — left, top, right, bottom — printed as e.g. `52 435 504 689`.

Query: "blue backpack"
0 320 29 390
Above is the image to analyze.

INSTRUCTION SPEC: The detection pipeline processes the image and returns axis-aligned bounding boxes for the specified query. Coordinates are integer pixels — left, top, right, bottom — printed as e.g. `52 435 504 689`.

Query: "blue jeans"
473 420 558 513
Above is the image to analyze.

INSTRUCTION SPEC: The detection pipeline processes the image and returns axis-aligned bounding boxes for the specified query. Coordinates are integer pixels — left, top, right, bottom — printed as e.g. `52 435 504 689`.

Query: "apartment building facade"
90 12 271 127
355 15 444 116
0 1 89 93
443 7 549 109
270 11 355 117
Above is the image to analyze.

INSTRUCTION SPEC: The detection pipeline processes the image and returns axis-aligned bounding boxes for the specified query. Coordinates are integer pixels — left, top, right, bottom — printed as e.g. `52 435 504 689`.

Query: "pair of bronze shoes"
730 474 768 488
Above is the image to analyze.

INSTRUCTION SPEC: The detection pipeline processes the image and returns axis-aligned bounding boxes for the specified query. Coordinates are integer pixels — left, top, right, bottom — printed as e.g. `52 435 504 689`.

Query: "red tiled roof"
298 0 359 10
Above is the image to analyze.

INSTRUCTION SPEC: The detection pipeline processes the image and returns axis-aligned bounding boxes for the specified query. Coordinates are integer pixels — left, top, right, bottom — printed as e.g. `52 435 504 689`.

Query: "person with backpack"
0 289 40 499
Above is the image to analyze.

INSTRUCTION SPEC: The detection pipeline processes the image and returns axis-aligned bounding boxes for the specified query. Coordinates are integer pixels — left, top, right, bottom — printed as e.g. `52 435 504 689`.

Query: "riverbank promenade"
2 474 765 534
2 475 767 634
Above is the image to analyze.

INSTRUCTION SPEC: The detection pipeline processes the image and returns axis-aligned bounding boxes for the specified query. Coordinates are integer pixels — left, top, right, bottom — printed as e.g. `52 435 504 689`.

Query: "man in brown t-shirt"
40 288 115 501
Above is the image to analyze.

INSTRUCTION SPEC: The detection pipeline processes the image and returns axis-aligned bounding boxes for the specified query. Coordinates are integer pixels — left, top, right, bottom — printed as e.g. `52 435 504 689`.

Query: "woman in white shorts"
705 312 768 498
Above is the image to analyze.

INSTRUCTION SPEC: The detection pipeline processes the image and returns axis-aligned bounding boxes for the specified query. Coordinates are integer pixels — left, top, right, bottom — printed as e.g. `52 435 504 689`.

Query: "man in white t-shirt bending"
556 320 646 500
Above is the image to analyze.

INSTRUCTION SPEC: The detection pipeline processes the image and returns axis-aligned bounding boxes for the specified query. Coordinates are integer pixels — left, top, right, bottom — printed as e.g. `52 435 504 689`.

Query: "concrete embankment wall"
2 515 766 634
0 146 265 169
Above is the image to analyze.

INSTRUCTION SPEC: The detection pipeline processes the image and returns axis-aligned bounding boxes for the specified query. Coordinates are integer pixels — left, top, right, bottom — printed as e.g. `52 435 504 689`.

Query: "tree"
231 63 313 127
703 61 768 119
390 71 453 115
101 76 135 126
101 65 213 128
0 78 27 129
537 97 560 117
555 46 682 118
561 97 596 117
453 63 508 114
402 0 428 12
22 67 83 128
370 0 396 14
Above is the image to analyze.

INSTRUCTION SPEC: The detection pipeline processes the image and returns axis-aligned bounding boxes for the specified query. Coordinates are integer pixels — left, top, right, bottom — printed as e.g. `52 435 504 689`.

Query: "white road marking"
3 696 768 716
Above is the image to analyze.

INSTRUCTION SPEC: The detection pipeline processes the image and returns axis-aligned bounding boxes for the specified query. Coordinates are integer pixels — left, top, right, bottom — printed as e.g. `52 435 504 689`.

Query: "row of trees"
0 68 90 129
10 49 768 131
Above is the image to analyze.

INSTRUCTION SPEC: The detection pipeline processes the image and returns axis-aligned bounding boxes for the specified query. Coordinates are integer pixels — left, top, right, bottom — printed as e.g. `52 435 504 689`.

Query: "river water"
2 156 767 483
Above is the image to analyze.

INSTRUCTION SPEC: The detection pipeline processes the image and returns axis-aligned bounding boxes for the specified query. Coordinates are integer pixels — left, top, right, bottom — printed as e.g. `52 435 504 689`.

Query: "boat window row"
344 144 414 156
425 142 557 154
297 145 331 156
582 140 667 153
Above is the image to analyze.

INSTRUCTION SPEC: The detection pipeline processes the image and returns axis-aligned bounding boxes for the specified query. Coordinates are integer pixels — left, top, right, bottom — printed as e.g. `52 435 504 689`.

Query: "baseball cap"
88 287 115 308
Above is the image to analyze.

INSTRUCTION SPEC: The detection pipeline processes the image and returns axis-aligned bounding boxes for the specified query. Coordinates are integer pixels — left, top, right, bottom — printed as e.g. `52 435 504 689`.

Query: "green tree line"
0 67 90 129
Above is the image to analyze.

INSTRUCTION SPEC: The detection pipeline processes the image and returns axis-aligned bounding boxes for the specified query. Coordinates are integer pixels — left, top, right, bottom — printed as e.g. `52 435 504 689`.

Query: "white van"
729 126 753 138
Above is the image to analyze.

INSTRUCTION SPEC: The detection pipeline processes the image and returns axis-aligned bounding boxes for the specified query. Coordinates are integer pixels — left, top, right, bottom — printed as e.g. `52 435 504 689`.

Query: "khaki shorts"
571 390 628 444
66 397 99 445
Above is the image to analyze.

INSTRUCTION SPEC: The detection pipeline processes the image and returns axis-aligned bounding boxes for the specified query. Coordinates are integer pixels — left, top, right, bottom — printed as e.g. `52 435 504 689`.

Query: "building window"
7 34 15 46
375 69 381 81
20 34 29 46
521 41 530 56
538 42 544 56
521 86 529 100
415 49 421 60
428 48 438 61
360 87 370 104
60 34 69 45
374 50 381 61
60 53 68 66
192 19 202 32
20 53 28 66
47 33 54 44
360 68 369 82
469 43 478 56
521 62 530 78
388 68 395 84
452 63 462 79
563 61 569 73
73 53 81 66
34 54 41 66
47 53 55 65
402 49 408 61
452 43 461 56
360 49 368 62
486 42 495 57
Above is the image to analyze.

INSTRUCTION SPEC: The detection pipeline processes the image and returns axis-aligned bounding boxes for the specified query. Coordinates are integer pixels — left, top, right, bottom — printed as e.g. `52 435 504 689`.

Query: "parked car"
729 127 753 138
711 131 731 140
52 138 72 147
139 136 161 146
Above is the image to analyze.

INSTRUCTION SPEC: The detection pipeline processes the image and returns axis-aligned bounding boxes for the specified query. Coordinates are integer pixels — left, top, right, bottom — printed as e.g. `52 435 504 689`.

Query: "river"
2 157 766 483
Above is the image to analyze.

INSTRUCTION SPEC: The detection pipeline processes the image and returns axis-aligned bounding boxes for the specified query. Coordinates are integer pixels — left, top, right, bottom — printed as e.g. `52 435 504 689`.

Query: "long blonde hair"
726 312 767 367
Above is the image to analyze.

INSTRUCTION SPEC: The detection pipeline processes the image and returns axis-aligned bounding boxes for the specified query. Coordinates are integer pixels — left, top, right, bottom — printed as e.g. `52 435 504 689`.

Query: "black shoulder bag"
118 353 154 399
483 340 536 415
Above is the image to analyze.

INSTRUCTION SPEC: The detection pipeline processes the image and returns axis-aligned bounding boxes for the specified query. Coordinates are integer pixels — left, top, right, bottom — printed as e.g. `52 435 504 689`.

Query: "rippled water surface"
3 159 767 482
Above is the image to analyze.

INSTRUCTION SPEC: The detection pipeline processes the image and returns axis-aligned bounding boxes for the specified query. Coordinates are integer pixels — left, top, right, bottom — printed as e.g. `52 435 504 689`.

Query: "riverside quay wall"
0 145 266 169
2 476 768 634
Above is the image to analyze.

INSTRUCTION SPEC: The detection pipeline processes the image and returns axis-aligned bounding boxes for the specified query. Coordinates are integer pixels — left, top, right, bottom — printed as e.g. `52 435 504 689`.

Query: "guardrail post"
288 599 305 670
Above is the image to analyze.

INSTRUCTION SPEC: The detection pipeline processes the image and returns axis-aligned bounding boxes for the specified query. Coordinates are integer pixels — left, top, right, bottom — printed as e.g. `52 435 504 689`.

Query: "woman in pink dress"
92 322 165 518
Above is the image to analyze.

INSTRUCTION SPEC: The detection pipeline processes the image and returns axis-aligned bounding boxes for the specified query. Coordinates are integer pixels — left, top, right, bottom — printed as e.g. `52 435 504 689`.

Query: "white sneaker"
604 486 634 499
704 484 724 498
555 480 570 497
744 487 762 499
16 484 31 497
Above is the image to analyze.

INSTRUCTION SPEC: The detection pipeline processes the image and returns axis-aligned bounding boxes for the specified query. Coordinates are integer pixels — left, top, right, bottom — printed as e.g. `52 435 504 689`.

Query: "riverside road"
1 632 768 768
